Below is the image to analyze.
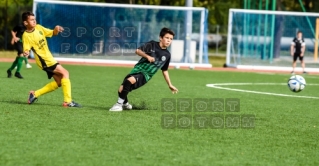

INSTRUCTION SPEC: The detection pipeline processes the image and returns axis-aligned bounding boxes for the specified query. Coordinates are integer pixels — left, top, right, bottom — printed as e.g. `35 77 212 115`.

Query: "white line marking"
206 83 319 99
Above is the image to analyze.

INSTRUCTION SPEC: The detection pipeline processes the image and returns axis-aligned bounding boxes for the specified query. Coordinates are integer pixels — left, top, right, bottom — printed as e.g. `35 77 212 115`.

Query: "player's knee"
61 69 69 78
56 65 70 78
127 76 136 84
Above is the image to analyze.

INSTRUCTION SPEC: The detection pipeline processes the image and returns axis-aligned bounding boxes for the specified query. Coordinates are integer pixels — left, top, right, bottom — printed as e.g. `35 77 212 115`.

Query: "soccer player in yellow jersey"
22 11 81 107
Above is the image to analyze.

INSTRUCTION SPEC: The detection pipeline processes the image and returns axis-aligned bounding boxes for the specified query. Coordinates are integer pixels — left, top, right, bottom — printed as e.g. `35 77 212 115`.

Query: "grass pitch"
0 62 318 165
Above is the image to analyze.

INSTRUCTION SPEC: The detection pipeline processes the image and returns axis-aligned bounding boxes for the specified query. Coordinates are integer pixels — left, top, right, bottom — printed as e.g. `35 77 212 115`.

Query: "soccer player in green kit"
7 24 32 79
109 27 178 111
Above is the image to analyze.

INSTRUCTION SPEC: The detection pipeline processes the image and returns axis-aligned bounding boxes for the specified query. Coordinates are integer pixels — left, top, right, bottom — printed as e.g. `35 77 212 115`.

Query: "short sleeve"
302 39 306 46
37 24 54 37
161 56 170 71
12 25 19 32
137 41 154 54
291 38 296 46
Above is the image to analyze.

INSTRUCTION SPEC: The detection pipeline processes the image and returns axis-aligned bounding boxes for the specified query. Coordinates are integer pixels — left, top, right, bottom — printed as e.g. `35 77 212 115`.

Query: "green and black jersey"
129 40 171 82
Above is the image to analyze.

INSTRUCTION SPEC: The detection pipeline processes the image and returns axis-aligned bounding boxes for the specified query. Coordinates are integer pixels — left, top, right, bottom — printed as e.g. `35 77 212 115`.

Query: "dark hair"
297 31 302 34
159 27 175 38
22 11 34 21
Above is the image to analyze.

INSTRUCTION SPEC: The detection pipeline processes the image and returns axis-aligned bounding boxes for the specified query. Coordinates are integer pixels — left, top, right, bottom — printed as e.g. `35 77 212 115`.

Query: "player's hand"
14 37 20 42
55 25 64 32
300 53 304 57
23 50 30 57
169 85 178 94
147 56 155 63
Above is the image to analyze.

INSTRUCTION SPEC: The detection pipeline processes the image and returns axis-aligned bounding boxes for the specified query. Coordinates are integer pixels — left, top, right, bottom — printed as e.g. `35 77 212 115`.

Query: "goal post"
315 18 319 61
227 9 319 72
33 0 211 68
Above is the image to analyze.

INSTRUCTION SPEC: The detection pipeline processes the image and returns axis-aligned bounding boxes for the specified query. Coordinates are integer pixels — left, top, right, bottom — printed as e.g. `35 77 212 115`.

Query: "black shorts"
43 63 59 79
122 73 147 91
293 53 303 61
14 42 23 55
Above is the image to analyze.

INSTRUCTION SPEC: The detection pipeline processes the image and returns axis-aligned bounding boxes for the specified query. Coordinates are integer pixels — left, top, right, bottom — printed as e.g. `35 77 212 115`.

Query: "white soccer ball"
287 75 306 93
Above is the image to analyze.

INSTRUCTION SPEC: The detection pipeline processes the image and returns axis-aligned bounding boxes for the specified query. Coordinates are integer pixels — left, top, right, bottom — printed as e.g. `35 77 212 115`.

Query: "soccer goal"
227 9 319 72
33 0 211 68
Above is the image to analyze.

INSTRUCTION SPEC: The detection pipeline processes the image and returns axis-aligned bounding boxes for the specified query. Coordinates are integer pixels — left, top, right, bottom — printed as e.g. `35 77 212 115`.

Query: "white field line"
206 83 319 99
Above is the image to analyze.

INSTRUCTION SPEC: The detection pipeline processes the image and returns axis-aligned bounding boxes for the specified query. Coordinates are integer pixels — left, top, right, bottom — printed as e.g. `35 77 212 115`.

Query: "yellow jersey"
22 24 57 69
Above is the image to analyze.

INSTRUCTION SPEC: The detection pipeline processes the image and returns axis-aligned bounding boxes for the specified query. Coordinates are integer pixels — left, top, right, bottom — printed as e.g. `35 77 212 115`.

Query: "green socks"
8 56 24 72
24 57 29 65
16 57 24 72
9 57 19 71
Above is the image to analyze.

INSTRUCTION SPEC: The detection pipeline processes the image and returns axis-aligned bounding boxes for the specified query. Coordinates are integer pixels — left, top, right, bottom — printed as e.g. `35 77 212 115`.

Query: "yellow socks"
33 79 72 103
35 81 58 97
61 78 72 103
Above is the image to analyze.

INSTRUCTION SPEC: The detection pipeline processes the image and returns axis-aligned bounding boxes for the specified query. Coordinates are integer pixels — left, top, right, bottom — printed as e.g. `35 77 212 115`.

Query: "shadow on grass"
84 101 159 111
0 100 158 111
132 101 158 111
0 100 58 107
82 105 109 110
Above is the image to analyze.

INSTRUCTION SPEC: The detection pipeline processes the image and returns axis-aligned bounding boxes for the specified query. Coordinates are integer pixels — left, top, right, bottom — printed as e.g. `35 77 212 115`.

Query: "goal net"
227 9 319 72
33 0 210 68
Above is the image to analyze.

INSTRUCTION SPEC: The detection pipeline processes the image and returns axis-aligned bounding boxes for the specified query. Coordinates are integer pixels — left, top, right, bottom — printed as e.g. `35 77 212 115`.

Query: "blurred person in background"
290 31 306 74
6 23 32 79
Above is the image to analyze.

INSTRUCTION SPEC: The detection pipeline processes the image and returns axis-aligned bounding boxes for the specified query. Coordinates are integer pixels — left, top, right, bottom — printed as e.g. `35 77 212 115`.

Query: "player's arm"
11 30 18 45
38 24 63 37
301 43 306 57
290 42 295 56
135 49 155 62
162 70 178 94
53 25 64 36
22 34 31 57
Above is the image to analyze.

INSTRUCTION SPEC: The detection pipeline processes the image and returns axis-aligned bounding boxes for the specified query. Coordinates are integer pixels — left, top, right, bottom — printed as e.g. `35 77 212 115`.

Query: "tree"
0 0 32 50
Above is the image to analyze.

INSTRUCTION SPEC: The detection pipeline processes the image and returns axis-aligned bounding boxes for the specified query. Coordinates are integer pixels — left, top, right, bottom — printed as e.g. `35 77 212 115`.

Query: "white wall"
170 40 197 63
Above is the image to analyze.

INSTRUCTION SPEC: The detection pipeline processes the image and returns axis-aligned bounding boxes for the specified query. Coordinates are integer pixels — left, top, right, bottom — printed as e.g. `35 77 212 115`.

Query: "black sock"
118 92 128 104
118 79 132 103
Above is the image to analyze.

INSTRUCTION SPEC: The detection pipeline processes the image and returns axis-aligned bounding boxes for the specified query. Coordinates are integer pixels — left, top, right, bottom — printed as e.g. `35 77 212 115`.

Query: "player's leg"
121 76 144 110
300 56 307 74
292 53 298 74
14 43 25 78
28 71 59 104
115 91 131 110
24 56 32 68
110 76 135 111
119 76 136 103
7 56 19 78
7 42 23 78
14 54 24 79
53 64 81 107
110 74 146 111
119 79 133 110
